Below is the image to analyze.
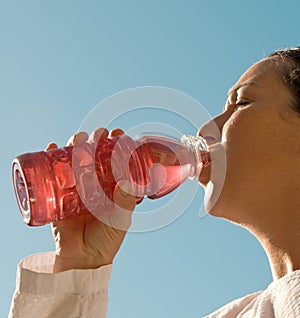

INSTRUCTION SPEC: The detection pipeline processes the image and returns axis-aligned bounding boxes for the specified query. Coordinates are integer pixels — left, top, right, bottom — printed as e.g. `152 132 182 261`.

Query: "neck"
260 235 299 280
247 219 300 280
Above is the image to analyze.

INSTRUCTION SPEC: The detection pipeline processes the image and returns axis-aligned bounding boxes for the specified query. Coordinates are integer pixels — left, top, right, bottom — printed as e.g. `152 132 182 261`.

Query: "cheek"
221 108 281 195
222 108 270 155
220 110 252 149
207 106 289 219
219 110 270 192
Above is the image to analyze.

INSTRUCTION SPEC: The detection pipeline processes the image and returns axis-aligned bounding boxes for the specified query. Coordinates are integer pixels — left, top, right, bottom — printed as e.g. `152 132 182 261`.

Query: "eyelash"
235 101 250 108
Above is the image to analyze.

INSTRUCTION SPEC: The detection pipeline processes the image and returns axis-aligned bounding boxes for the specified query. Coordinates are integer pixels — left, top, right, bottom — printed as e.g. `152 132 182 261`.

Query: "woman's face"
198 58 300 225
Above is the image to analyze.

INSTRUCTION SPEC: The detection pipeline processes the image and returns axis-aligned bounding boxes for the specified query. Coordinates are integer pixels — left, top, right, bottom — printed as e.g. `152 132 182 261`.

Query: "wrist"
53 254 112 273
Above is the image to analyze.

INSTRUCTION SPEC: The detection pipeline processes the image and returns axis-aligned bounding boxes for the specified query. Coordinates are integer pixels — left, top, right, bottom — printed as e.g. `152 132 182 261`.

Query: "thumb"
113 180 136 212
101 180 136 232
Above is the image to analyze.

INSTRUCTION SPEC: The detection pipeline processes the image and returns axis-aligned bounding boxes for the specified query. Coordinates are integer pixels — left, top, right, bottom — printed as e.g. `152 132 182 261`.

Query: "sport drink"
12 134 210 226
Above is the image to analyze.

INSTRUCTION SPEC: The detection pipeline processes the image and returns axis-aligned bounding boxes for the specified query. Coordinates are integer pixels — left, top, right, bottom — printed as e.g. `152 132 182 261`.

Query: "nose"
197 109 233 145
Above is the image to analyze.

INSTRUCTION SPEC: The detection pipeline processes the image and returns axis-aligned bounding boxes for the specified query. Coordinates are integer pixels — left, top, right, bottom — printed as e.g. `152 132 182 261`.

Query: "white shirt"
9 252 300 317
205 269 300 317
9 252 112 318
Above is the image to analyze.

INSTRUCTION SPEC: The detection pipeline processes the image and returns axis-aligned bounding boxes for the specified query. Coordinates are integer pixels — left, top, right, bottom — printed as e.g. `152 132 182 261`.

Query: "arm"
9 128 136 318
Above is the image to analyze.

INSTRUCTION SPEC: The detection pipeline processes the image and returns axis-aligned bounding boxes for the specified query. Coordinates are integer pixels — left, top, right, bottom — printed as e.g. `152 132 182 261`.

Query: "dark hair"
267 47 300 114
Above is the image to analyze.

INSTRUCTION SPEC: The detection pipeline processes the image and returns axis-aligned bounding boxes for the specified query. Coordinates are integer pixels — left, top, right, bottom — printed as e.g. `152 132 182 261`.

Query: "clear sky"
1 1 299 317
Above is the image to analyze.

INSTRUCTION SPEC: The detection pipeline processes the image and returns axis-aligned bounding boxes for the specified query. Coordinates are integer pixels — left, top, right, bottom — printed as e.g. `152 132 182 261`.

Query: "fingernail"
119 180 131 196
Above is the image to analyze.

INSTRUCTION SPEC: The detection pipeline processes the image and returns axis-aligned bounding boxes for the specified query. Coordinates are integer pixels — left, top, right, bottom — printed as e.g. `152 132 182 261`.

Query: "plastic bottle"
12 134 210 226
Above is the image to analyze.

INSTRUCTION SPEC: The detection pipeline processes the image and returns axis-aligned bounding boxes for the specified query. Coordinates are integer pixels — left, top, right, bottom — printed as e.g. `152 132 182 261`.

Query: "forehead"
228 59 281 96
240 59 278 81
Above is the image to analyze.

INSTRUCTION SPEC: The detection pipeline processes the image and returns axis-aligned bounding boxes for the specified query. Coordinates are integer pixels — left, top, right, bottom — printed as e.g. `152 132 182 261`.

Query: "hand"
46 128 136 272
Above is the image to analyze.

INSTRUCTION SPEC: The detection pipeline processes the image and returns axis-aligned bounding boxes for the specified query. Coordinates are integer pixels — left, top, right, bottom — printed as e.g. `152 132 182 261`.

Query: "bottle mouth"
181 134 209 152
12 160 31 224
180 134 211 179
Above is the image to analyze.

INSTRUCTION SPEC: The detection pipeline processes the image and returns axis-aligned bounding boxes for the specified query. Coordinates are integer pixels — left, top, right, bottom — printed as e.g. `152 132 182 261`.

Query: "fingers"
45 142 58 151
88 127 109 143
113 180 136 212
66 127 123 146
66 131 89 146
109 128 124 137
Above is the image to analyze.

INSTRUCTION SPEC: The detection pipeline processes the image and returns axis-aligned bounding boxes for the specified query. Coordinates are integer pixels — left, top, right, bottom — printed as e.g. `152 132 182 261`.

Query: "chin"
203 181 218 214
197 142 229 217
203 182 244 225
202 179 228 219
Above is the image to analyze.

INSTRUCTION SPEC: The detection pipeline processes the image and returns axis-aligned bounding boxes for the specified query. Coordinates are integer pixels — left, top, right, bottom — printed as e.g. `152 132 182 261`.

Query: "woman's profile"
9 47 300 317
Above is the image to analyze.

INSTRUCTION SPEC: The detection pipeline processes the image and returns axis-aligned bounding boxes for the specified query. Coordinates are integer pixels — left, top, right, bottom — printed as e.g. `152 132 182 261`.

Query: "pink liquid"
13 135 209 226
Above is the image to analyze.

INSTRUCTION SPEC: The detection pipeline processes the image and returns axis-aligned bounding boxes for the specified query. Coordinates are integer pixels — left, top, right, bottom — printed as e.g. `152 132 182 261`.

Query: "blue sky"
1 1 299 317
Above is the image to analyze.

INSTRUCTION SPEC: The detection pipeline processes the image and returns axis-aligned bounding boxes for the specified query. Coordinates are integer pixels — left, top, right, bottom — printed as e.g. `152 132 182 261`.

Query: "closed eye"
236 101 250 107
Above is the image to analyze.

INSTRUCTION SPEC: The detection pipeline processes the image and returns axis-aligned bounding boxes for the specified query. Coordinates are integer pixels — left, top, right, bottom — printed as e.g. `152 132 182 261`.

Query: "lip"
203 136 216 146
198 161 212 186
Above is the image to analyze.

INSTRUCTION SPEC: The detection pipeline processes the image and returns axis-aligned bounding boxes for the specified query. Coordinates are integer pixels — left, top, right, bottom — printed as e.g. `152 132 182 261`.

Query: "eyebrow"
227 82 258 97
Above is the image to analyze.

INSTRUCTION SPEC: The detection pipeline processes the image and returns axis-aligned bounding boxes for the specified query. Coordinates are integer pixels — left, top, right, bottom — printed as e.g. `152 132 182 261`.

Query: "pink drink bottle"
12 134 210 226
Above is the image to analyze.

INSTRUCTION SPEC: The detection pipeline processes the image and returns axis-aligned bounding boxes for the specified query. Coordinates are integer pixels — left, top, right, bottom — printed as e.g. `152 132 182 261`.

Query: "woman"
9 48 300 317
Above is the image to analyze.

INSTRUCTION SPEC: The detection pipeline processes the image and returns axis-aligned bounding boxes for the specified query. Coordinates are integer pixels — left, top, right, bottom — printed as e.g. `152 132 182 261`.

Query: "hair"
267 47 300 115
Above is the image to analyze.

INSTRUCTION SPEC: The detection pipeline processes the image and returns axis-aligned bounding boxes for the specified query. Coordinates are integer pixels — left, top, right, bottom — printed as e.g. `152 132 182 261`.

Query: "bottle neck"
180 135 211 180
